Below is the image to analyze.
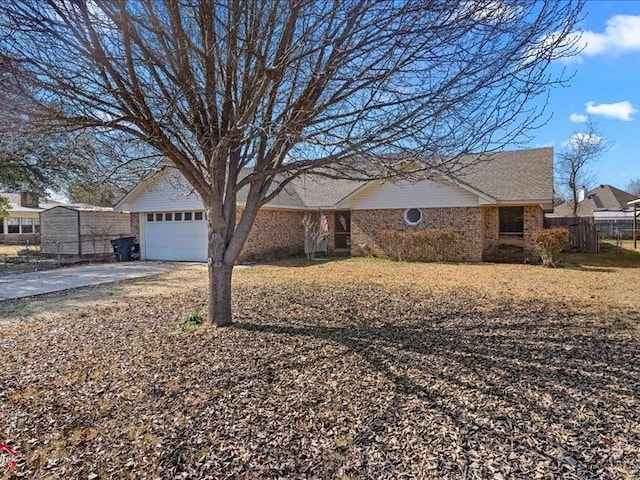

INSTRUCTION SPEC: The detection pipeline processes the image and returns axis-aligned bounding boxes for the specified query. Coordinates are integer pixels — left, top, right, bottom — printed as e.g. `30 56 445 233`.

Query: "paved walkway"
0 262 176 301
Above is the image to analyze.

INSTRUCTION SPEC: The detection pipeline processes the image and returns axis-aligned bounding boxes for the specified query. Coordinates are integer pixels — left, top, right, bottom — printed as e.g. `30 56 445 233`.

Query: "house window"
184 212 192 221
404 208 423 226
8 218 19 234
194 212 203 221
499 207 524 235
174 212 182 221
21 218 34 234
147 213 154 222
165 213 173 221
155 213 163 222
34 217 40 233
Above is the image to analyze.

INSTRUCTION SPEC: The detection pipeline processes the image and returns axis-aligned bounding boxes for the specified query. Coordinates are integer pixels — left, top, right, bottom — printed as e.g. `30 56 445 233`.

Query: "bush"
533 227 570 267
379 229 456 262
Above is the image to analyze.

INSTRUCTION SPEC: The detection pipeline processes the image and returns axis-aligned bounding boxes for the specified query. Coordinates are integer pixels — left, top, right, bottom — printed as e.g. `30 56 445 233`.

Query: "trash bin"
110 236 137 262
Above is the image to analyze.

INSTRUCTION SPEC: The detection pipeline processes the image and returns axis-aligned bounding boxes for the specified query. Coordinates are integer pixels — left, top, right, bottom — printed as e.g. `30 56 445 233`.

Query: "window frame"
404 208 423 226
499 206 524 236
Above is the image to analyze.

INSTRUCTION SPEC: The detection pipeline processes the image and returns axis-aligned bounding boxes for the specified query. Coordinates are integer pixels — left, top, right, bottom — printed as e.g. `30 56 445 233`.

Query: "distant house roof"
549 184 637 217
1 192 107 214
115 147 554 211
42 204 116 213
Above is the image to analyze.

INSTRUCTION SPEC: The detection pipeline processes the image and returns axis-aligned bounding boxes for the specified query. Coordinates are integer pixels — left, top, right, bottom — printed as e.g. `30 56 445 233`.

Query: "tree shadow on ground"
232 286 640 478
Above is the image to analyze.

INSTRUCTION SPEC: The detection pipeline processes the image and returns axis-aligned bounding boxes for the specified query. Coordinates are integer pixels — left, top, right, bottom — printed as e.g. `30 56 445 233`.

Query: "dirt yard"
0 252 639 479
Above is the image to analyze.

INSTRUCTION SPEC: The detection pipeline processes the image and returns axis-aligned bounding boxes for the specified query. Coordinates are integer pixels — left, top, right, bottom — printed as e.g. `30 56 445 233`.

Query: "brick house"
115 147 553 262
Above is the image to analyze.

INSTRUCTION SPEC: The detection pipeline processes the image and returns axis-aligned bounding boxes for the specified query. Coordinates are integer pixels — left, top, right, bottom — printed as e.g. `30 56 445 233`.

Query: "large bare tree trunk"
207 216 234 327
208 259 233 327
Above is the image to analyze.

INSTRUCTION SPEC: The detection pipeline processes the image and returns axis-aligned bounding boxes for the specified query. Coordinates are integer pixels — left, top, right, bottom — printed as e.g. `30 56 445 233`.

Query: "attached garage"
142 211 207 261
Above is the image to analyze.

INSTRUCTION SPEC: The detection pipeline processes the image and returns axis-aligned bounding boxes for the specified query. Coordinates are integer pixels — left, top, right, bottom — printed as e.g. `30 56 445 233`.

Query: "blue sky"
527 1 640 192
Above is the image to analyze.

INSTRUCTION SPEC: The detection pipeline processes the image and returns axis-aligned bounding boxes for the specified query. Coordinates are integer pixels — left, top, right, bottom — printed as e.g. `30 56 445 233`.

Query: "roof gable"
115 147 553 212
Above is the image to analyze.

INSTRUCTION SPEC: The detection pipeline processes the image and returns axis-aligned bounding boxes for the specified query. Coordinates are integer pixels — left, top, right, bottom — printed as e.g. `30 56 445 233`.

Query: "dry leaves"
1 265 639 479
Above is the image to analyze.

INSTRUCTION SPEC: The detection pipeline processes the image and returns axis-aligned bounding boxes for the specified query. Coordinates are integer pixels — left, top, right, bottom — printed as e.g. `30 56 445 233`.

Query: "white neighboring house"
0 192 60 243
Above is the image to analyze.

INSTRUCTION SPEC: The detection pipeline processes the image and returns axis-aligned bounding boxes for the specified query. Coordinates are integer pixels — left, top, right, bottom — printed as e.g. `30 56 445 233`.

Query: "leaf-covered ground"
1 259 639 479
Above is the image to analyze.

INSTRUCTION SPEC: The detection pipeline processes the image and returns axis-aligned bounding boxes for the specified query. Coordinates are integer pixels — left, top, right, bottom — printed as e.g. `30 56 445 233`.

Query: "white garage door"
144 212 208 261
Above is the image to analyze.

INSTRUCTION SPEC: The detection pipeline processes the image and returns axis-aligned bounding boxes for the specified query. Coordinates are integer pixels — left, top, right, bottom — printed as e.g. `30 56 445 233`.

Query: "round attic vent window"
404 208 422 226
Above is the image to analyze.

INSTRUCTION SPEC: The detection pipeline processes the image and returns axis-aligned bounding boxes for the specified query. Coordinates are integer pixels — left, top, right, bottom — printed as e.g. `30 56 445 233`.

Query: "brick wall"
350 207 484 262
482 205 544 261
130 213 140 242
482 206 499 259
239 208 306 261
523 205 544 259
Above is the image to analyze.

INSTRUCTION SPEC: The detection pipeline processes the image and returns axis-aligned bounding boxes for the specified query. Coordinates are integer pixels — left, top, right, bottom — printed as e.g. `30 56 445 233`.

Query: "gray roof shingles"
287 147 554 207
549 184 637 217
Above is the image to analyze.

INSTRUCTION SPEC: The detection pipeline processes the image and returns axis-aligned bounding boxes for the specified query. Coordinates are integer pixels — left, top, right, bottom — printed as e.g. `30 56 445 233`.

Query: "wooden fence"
544 217 599 253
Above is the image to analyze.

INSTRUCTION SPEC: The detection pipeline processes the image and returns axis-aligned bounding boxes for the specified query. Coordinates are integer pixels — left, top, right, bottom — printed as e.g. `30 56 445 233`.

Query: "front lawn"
0 259 638 479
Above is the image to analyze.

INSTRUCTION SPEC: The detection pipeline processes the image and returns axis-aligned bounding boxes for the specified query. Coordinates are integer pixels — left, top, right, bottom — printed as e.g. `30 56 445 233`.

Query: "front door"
334 210 351 250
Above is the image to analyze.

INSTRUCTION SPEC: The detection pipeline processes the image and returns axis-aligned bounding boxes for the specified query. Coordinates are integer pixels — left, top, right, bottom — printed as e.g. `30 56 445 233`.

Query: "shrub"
533 227 570 267
379 229 456 262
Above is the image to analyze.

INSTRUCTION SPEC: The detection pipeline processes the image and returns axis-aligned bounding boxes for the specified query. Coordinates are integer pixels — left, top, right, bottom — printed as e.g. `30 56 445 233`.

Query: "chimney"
577 186 586 202
19 192 39 208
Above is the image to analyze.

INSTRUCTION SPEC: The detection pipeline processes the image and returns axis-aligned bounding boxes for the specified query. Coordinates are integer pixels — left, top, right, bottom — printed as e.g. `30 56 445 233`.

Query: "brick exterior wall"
482 205 544 261
482 206 499 258
350 207 484 262
523 205 544 259
238 208 306 261
130 213 140 243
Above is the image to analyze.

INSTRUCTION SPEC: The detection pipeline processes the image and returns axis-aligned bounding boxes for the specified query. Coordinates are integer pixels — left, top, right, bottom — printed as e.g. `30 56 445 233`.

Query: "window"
404 208 422 226
0 221 3 234
184 212 193 221
21 218 34 234
194 212 203 221
147 213 154 222
155 213 163 222
34 217 40 233
8 218 19 234
174 212 182 221
165 213 173 221
499 207 524 235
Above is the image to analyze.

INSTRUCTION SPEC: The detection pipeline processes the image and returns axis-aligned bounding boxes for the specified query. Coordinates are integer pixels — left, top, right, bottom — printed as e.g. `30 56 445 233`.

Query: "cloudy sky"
527 1 640 192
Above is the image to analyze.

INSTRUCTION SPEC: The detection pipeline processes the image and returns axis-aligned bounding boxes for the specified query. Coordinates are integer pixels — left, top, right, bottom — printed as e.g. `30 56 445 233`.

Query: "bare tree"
626 179 640 197
0 0 582 325
556 121 611 217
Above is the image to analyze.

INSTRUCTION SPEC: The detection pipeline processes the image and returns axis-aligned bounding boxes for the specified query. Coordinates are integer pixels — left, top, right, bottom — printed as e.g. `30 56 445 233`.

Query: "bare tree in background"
0 0 582 325
626 179 640 197
556 121 611 217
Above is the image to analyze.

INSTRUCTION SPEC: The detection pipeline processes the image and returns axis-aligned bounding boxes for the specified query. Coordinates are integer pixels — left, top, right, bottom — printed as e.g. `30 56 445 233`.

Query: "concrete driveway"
0 262 176 301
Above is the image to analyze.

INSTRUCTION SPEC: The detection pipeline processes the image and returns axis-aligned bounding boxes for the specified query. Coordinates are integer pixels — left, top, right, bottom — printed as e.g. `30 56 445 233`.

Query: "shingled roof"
288 147 554 207
116 147 554 211
455 147 553 202
549 184 637 217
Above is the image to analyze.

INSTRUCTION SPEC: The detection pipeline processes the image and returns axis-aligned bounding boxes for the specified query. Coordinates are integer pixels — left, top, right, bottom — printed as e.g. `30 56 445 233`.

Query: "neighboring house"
0 192 60 244
548 184 638 238
115 147 553 263
40 205 132 256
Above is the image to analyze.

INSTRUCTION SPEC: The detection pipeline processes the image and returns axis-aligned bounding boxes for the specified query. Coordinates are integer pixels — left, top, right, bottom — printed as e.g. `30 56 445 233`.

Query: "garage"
143 211 208 261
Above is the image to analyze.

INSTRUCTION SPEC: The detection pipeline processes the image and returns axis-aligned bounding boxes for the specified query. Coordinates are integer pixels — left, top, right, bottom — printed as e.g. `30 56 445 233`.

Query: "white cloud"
586 101 636 121
571 15 640 59
563 132 602 148
569 113 588 123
